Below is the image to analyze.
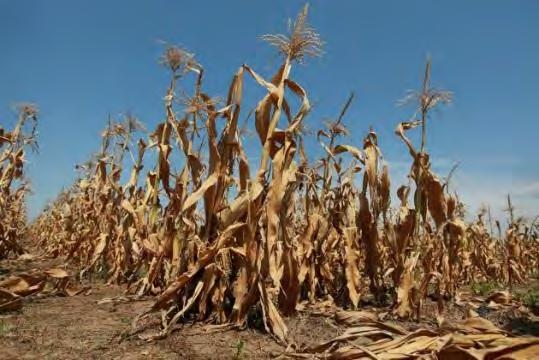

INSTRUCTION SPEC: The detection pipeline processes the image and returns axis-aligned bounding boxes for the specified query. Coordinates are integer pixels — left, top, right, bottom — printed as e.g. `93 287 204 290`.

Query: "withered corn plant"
31 4 538 342
0 104 38 259
32 114 147 284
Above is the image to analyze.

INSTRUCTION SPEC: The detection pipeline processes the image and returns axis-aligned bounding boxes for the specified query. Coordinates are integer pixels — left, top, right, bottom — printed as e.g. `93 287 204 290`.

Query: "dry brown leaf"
45 268 69 279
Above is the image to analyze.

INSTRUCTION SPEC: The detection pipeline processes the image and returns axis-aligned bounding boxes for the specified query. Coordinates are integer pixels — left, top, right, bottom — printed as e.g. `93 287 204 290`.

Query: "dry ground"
0 253 339 359
1 252 537 359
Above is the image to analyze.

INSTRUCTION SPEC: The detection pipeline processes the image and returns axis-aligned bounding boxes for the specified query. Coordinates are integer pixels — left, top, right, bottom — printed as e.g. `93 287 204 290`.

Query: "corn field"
0 104 38 259
3 4 538 358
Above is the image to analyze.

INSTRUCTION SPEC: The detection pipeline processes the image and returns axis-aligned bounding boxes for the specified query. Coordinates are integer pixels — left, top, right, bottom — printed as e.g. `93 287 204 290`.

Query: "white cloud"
451 174 537 223
513 181 539 199
384 156 538 224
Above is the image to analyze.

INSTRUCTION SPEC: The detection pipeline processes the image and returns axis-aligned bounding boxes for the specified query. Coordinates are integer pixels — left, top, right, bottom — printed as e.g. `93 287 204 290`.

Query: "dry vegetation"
2 5 538 359
0 104 38 260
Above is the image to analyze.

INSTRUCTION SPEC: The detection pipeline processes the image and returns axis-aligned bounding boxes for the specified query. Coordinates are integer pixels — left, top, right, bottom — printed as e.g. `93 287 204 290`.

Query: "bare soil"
0 254 340 359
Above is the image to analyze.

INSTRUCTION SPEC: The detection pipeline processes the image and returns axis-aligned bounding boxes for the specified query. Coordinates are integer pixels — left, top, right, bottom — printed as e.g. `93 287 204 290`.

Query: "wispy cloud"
384 154 537 223
513 181 539 199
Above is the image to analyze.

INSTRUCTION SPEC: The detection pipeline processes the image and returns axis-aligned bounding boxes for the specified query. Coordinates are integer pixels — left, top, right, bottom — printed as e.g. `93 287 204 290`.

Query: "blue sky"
1 0 538 221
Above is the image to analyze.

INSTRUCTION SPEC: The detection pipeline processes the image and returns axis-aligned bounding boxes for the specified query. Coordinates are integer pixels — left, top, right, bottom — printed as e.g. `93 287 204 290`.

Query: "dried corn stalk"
0 104 38 259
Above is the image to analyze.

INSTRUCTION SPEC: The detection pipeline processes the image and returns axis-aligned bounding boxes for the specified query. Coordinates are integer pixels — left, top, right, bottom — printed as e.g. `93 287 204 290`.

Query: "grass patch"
0 320 15 335
514 283 539 310
471 281 500 296
233 339 245 360
521 291 539 308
